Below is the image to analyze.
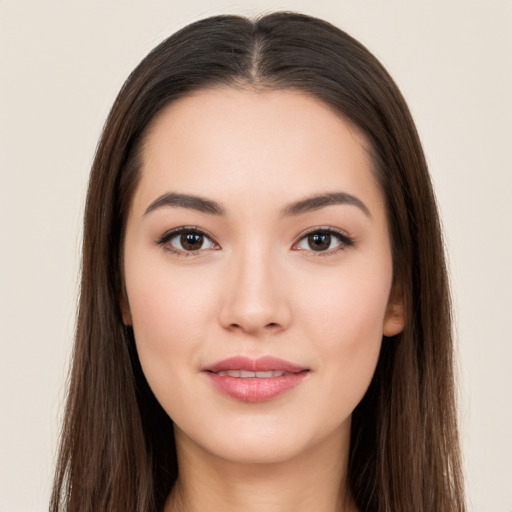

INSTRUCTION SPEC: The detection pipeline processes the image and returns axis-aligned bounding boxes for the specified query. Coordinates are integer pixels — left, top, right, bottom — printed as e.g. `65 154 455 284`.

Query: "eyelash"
156 226 355 257
293 227 355 256
156 226 219 257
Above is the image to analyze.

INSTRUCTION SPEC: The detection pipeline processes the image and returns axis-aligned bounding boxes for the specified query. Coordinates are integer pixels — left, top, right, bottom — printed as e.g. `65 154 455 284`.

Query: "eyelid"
156 225 354 257
156 226 220 255
292 226 355 255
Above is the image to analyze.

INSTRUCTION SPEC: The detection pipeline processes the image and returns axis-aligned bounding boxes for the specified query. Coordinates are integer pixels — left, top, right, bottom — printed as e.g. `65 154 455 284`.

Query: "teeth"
216 370 286 378
255 371 273 378
257 371 285 377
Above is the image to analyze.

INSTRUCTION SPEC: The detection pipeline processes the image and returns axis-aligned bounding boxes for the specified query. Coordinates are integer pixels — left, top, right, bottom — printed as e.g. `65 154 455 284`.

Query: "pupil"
309 233 330 251
181 233 203 250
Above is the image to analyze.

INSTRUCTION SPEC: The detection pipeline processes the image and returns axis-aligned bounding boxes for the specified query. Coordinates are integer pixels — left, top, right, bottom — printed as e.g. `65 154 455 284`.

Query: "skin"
121 87 405 512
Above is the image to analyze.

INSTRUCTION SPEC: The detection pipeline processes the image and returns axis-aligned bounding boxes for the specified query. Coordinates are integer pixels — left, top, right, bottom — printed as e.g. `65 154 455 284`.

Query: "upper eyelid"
293 226 355 252
158 226 216 242
156 225 354 250
158 226 351 240
295 226 353 241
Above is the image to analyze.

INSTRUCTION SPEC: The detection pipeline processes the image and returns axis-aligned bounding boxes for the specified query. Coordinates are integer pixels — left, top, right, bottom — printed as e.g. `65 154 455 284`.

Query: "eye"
294 228 354 254
157 227 218 255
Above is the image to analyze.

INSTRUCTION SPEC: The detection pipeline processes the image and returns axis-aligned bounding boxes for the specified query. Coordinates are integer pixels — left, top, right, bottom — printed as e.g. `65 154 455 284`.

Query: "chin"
202 434 312 465
174 410 351 467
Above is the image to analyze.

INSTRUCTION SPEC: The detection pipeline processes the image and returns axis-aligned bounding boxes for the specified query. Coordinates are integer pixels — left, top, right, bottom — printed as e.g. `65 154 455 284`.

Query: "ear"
383 284 405 337
120 287 132 326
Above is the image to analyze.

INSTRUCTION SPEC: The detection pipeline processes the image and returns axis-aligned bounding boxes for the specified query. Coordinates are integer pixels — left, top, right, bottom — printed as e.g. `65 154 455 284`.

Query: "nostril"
228 322 280 332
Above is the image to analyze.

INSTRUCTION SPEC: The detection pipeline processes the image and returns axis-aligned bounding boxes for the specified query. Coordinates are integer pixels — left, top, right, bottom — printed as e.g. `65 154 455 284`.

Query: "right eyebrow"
144 192 225 216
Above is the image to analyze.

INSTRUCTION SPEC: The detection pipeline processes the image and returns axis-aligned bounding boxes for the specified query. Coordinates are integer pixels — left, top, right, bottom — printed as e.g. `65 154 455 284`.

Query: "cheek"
125 261 218 389
296 263 391 399
299 262 391 341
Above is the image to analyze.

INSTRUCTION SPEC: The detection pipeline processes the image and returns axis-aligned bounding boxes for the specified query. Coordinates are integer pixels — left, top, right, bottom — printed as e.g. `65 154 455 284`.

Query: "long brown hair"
51 12 465 512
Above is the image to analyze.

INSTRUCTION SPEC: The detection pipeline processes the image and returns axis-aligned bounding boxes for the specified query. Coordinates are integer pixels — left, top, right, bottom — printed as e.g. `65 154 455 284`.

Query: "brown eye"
295 228 353 254
180 232 204 251
307 233 331 251
158 228 217 254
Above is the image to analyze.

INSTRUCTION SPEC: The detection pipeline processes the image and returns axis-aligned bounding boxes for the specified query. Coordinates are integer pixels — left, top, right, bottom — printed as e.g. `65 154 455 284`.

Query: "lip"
202 356 310 403
203 355 306 374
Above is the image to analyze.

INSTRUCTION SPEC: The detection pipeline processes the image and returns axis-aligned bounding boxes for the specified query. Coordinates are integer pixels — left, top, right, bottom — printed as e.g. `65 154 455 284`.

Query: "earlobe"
383 286 405 337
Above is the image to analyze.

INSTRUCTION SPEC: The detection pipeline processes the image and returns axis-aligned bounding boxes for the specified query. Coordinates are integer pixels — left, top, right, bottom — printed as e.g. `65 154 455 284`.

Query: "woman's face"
122 88 404 464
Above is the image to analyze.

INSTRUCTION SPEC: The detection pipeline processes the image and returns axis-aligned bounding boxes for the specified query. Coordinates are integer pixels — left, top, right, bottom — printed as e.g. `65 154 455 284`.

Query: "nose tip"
221 294 290 335
218 258 291 336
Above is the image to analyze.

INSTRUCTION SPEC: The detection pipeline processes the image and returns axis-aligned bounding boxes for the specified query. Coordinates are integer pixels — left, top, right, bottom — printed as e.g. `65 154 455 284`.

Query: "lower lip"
205 372 309 402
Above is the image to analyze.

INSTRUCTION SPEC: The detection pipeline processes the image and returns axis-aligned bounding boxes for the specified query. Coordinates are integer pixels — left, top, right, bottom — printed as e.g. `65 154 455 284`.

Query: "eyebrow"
280 192 372 219
144 191 371 219
144 192 225 216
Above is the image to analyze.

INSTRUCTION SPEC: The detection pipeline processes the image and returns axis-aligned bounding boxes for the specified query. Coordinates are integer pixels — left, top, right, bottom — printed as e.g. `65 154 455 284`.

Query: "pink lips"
203 356 309 402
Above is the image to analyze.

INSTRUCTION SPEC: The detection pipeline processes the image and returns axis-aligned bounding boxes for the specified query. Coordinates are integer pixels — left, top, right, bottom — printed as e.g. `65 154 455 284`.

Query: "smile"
203 356 310 402
215 370 288 378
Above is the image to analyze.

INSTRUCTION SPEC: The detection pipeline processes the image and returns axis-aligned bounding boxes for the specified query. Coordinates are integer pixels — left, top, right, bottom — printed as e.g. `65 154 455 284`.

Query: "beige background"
1 1 511 510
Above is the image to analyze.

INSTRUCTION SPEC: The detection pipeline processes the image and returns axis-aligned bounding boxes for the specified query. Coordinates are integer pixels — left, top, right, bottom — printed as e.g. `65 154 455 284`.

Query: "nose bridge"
220 239 290 334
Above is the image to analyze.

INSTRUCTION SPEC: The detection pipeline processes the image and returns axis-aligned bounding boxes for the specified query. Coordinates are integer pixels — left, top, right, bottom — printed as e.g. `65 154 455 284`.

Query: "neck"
165 425 357 512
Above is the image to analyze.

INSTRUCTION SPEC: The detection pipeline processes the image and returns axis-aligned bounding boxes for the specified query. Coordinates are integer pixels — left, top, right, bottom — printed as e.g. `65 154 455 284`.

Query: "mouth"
214 370 292 378
203 355 307 374
202 356 310 402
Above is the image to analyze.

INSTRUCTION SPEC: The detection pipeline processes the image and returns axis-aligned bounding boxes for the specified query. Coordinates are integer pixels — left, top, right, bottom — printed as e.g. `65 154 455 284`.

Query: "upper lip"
203 356 307 373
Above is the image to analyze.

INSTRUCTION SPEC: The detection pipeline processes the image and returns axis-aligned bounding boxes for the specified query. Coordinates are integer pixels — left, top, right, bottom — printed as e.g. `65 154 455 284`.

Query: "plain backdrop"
1 1 511 511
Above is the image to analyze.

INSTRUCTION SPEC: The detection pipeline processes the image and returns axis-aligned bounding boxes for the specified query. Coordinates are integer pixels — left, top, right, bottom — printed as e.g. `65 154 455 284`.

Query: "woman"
51 12 466 512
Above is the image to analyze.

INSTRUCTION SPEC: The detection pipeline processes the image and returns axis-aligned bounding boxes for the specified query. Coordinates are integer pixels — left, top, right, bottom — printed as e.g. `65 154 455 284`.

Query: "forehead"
134 87 384 219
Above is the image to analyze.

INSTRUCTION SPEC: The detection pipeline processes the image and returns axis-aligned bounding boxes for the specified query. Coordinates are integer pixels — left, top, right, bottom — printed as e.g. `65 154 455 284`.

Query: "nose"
218 246 292 336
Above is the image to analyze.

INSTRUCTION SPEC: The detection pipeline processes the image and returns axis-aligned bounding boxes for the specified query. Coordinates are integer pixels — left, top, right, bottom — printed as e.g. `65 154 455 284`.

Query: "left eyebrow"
280 192 372 219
